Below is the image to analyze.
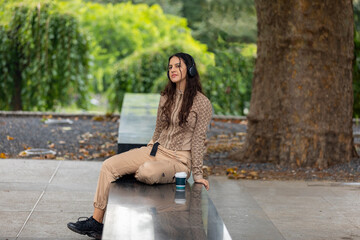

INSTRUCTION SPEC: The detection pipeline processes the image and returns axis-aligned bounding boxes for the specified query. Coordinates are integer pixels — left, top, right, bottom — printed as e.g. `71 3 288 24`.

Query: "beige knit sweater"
150 89 213 181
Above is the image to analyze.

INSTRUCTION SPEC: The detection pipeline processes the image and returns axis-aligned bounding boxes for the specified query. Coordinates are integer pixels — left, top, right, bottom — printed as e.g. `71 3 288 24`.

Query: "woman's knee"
135 162 157 184
101 158 111 171
135 161 175 185
100 157 118 179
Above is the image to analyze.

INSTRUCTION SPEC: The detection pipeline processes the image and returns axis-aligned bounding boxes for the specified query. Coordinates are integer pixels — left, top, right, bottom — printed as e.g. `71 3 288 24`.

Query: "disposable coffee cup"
175 172 187 191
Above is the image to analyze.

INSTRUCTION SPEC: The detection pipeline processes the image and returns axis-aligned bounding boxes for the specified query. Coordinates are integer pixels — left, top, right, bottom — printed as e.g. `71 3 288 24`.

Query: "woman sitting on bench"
67 52 213 239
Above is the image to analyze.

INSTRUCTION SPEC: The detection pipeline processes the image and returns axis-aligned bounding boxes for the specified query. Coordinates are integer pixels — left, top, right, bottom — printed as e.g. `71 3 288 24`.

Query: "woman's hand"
195 178 209 191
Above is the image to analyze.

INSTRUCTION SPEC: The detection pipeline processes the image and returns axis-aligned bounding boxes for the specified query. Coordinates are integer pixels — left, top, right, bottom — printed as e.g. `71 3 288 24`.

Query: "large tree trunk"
231 0 354 169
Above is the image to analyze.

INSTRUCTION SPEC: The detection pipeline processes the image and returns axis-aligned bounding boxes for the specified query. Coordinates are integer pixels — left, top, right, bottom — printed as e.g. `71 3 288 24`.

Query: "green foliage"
84 0 183 16
190 0 257 50
85 0 258 51
204 42 256 115
0 4 90 110
109 40 214 112
55 0 195 92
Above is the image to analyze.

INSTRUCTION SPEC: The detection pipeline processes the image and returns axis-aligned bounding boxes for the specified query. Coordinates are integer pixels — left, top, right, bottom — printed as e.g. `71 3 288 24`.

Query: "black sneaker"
67 216 103 239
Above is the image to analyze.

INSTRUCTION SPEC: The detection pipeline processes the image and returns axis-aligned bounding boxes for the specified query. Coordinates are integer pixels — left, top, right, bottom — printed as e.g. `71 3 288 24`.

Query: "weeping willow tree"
0 3 90 111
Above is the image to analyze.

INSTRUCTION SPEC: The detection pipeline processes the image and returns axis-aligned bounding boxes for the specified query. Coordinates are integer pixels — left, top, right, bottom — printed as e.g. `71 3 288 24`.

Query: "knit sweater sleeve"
150 95 166 143
191 95 213 181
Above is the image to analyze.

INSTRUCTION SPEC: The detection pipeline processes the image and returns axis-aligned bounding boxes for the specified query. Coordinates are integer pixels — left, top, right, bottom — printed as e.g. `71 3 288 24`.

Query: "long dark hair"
161 53 203 128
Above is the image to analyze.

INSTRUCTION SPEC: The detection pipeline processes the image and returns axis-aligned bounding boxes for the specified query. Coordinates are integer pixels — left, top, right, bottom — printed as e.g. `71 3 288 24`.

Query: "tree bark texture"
233 0 354 169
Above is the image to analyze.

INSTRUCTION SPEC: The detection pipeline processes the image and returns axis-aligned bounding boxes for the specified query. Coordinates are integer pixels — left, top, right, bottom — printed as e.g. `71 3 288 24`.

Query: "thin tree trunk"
230 0 354 169
11 59 23 110
10 32 23 111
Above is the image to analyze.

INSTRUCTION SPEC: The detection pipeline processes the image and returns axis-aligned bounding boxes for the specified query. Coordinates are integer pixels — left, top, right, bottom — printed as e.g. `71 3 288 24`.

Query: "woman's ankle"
93 208 105 223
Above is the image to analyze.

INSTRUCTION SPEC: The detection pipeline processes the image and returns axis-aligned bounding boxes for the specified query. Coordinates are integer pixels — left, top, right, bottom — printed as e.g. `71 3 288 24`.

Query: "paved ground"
1 159 360 240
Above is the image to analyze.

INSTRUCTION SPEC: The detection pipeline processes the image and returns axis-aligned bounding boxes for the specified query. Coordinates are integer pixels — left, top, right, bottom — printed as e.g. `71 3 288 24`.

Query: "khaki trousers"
93 144 191 210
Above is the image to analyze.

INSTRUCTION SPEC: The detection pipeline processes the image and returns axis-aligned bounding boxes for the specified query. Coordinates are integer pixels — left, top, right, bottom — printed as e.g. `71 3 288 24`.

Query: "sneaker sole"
87 231 102 239
67 223 87 235
67 223 101 238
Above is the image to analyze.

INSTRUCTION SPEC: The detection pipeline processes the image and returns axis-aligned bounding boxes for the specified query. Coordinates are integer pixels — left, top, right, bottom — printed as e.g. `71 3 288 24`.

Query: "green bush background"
0 2 90 111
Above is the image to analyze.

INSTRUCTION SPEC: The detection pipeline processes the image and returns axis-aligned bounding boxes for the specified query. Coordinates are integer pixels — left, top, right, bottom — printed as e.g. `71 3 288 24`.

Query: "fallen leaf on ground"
99 151 107 157
92 116 105 121
7 136 14 140
0 153 7 159
101 142 116 149
45 154 56 159
22 144 31 150
19 151 27 156
249 171 259 177
108 150 116 156
79 148 89 155
81 132 93 140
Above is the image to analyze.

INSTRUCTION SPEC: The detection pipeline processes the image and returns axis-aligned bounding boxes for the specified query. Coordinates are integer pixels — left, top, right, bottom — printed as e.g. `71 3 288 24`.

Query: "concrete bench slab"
103 177 231 240
117 93 160 153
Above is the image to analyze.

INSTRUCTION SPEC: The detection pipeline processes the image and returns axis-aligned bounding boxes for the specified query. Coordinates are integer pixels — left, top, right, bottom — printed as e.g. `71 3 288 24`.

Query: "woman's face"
168 56 187 85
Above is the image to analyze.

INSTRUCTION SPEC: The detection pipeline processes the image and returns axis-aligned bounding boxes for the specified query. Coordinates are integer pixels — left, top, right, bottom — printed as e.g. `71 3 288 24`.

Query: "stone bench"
102 176 232 240
117 93 160 154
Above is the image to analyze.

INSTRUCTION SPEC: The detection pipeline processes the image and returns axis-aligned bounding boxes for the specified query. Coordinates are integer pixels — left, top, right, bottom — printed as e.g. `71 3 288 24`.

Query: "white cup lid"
175 172 187 178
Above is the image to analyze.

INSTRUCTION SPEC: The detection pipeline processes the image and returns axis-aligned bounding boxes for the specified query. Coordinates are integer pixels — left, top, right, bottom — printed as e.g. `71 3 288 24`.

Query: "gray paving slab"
0 211 29 238
18 211 91 239
47 160 101 192
0 159 59 183
0 190 42 211
236 178 360 240
0 159 98 239
50 164 100 186
0 182 46 191
34 191 94 213
208 176 285 240
1 159 360 240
